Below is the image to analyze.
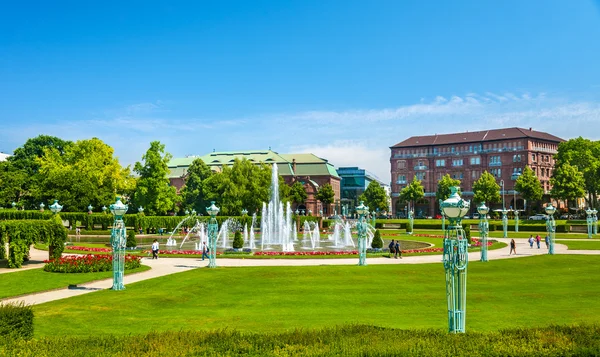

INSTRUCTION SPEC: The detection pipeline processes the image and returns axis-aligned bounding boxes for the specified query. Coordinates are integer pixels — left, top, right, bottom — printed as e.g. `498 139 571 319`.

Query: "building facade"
337 167 391 214
168 150 341 215
389 127 564 217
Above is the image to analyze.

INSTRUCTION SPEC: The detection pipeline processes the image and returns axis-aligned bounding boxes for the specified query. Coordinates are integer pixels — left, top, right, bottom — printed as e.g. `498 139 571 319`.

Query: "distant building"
0 153 10 162
168 150 341 215
336 167 390 214
390 127 564 217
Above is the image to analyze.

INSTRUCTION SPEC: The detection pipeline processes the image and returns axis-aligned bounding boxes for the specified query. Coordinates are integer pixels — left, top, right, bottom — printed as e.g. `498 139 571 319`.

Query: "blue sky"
1 1 600 182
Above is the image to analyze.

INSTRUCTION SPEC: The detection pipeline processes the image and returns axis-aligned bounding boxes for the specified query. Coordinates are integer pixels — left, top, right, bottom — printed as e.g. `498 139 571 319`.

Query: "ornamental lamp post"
441 187 470 333
295 209 299 215
319 209 323 217
593 209 598 235
308 209 312 216
88 204 93 214
39 202 45 212
138 206 144 214
49 200 62 214
102 205 107 214
206 201 220 268
500 208 509 238
241 208 248 216
11 202 16 209
355 201 369 266
586 208 594 239
371 210 376 228
477 203 490 262
514 210 520 233
545 203 556 255
408 208 414 235
109 197 128 291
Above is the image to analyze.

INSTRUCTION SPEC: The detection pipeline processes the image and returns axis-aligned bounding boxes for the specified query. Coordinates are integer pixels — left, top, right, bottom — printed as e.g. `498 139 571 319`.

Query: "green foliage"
0 302 33 340
287 181 308 204
463 225 472 244
44 255 141 273
550 162 585 206
399 177 424 207
133 141 180 216
0 218 66 267
126 230 137 248
233 231 244 249
473 171 501 205
436 174 461 203
555 137 600 207
371 229 383 249
0 161 29 209
515 166 543 210
406 219 413 233
316 183 335 205
180 158 213 213
359 181 389 212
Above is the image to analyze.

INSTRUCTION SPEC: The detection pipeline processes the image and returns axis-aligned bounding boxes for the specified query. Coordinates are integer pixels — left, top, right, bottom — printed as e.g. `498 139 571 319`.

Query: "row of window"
396 141 526 156
402 156 502 169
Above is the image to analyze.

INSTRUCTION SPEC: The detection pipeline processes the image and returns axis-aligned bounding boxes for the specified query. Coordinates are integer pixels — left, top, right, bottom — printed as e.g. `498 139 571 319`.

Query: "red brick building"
390 127 564 217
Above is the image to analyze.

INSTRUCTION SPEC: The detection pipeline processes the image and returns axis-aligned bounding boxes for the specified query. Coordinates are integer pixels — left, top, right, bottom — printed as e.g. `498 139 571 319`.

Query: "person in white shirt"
151 239 159 259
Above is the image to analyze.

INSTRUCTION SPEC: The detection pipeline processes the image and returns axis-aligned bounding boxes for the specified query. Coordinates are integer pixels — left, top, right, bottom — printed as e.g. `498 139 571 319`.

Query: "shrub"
126 230 137 248
0 302 33 340
463 225 472 244
406 220 413 233
43 254 141 273
232 231 244 249
371 230 383 248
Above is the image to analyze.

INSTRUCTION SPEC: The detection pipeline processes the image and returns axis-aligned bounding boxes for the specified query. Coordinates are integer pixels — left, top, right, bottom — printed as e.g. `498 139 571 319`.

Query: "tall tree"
554 137 600 207
436 174 461 203
550 163 585 209
359 181 389 212
287 181 308 206
181 158 213 213
35 138 133 212
515 166 543 213
133 141 179 215
399 176 424 209
0 161 29 208
316 183 335 213
472 171 501 206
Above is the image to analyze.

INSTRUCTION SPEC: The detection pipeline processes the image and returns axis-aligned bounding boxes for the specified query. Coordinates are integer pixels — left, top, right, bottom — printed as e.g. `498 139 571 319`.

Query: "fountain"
328 219 355 249
260 164 294 251
247 213 257 249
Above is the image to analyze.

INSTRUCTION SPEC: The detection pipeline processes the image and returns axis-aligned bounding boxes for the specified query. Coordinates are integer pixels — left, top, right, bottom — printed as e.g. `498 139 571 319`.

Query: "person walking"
395 240 401 259
388 240 395 258
536 234 541 249
509 239 517 255
528 235 534 248
151 239 159 259
201 241 209 261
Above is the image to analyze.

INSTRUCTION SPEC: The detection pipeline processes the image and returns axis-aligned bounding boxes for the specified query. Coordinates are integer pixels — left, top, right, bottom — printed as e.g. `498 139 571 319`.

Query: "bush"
406 220 413 233
233 231 244 249
126 230 137 248
43 255 141 273
463 225 472 244
371 230 383 249
0 302 33 340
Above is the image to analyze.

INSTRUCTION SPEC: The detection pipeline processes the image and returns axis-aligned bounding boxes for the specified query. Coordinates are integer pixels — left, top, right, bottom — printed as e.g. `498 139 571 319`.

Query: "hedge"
0 302 33 340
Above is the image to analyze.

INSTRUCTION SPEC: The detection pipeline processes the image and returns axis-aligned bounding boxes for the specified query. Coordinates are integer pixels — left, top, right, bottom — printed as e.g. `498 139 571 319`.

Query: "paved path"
1 238 598 306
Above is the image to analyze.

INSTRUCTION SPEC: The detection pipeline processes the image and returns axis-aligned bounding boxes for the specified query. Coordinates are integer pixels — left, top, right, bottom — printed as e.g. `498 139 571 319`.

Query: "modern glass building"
336 167 390 215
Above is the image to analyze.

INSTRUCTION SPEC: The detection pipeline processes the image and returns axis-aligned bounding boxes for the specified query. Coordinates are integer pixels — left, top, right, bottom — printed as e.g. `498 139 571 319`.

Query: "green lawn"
404 228 597 239
0 266 150 299
33 255 600 337
557 240 600 250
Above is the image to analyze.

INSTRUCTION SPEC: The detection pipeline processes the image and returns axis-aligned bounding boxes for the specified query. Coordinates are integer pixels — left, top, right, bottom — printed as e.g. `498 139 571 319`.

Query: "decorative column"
477 203 489 262
593 209 598 235
109 197 128 291
356 201 369 266
206 201 220 268
408 209 414 235
586 208 593 239
514 210 519 233
545 203 556 255
441 187 470 333
501 208 509 238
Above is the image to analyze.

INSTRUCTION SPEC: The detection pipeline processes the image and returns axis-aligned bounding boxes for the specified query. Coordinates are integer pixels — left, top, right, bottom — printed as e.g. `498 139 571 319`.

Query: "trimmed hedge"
0 302 33 340
371 230 383 249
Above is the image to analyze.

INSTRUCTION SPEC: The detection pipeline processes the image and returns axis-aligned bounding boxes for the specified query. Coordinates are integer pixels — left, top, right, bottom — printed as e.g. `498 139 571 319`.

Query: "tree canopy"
180 158 213 213
316 183 336 211
399 176 424 208
550 163 585 207
359 181 389 212
436 174 461 204
554 137 600 207
288 181 308 205
514 166 543 211
473 171 501 205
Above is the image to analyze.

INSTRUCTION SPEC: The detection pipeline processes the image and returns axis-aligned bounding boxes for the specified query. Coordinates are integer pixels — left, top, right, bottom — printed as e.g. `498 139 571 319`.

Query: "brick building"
168 150 341 215
389 127 564 217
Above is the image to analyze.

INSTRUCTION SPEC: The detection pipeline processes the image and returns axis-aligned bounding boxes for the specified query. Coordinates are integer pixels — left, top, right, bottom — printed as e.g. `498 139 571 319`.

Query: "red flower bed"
254 251 359 256
142 250 222 256
470 238 494 247
67 246 112 253
43 254 141 273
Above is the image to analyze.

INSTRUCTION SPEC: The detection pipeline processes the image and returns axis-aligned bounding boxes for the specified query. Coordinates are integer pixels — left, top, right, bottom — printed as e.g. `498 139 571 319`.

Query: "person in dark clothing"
395 240 401 259
388 240 395 258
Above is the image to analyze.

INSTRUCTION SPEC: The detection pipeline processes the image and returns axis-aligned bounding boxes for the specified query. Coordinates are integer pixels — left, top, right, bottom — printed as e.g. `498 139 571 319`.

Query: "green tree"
472 171 501 206
515 166 543 213
399 176 424 209
316 183 335 213
233 231 244 249
359 181 389 212
133 141 179 216
35 138 133 212
371 229 383 249
554 137 600 207
550 163 585 209
436 174 461 210
181 158 213 213
288 181 308 205
0 161 29 208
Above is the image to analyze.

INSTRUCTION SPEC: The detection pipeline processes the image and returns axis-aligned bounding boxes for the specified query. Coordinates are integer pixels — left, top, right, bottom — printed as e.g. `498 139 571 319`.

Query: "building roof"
390 127 565 148
167 150 339 179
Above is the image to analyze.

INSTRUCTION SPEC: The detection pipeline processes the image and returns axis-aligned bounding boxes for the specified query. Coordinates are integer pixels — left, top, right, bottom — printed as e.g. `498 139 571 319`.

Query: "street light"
109 197 128 291
295 209 299 215
49 200 62 214
586 208 594 239
102 205 107 214
206 201 220 268
545 203 556 255
500 208 509 238
477 203 490 262
593 209 598 235
440 186 470 333
241 208 248 216
39 202 45 212
407 208 414 235
11 202 16 209
308 209 312 216
319 209 323 217
500 179 505 210
138 206 144 214
355 201 369 266
88 204 93 214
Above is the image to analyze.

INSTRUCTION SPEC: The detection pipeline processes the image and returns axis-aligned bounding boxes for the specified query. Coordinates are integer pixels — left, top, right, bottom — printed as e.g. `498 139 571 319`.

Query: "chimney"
529 128 532 131
292 158 297 174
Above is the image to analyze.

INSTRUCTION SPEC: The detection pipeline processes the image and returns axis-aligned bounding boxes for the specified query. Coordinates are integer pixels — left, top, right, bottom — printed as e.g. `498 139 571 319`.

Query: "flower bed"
43 254 141 273
142 250 222 256
66 246 112 253
254 251 359 256
470 238 495 247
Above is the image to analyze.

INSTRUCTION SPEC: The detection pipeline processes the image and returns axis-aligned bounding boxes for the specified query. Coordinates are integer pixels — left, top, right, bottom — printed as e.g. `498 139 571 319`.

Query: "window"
489 156 502 165
397 161 406 169
532 154 536 161
396 174 406 184
418 160 423 167
469 145 473 152
490 168 502 178
472 170 480 179
415 172 426 181
470 156 480 165
433 147 438 154
436 159 446 167
452 159 463 166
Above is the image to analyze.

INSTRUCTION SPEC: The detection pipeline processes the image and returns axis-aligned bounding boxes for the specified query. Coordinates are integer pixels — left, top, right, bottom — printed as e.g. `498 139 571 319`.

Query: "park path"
1 238 598 306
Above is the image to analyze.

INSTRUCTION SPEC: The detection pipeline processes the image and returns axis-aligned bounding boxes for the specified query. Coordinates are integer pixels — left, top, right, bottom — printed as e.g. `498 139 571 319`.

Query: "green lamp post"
206 201 220 268
109 197 128 291
545 203 556 255
102 205 107 214
586 208 593 239
477 203 489 262
49 200 62 214
87 204 93 214
241 208 248 216
39 202 45 212
593 209 598 235
514 210 520 232
408 208 414 235
356 201 369 266
11 202 16 209
441 187 470 333
499 208 509 238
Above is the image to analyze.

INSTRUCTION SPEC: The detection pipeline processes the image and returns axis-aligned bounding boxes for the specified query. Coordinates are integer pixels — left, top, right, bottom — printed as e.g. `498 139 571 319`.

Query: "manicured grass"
557 240 600 250
33 255 600 337
404 228 597 239
0 266 150 299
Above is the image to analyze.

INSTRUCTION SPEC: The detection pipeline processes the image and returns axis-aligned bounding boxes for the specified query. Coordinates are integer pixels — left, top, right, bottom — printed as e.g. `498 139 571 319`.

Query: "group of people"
150 239 210 260
388 240 402 259
527 234 550 249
